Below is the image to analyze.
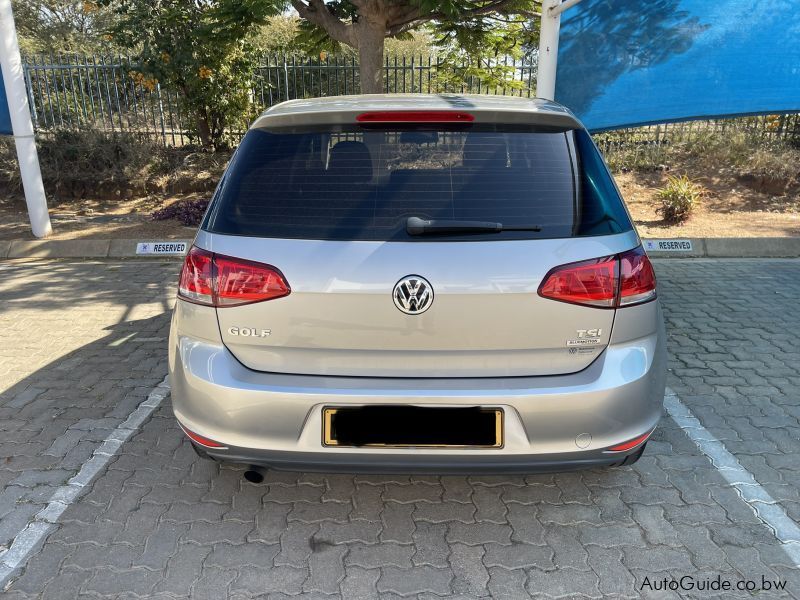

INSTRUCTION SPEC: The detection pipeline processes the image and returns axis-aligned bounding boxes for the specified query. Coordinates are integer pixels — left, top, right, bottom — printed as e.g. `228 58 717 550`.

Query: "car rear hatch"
193 102 646 378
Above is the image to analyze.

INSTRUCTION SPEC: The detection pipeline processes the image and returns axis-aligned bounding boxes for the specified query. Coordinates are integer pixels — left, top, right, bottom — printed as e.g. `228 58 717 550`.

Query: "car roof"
252 94 583 130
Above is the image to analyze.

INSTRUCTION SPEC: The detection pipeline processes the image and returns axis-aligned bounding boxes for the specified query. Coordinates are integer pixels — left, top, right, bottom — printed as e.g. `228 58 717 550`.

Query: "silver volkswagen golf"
168 94 666 473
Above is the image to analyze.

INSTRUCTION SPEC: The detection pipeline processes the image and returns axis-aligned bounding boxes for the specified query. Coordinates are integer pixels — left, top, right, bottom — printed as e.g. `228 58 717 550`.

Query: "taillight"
178 246 290 307
618 246 657 306
538 256 618 308
178 246 214 305
538 246 656 308
215 255 290 306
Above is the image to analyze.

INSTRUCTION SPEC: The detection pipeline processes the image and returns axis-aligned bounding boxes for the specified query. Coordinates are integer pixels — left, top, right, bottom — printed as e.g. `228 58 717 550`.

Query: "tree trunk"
195 112 213 150
357 18 385 94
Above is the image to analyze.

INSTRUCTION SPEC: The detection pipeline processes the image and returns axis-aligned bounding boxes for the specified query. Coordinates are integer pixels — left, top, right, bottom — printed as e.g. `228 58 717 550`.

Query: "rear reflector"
178 423 227 449
178 246 290 308
605 429 654 452
356 111 475 123
538 245 656 309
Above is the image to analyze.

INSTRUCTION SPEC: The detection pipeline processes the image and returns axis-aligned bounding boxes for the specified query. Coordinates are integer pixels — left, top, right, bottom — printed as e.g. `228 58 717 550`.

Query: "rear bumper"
168 303 667 474
192 445 643 474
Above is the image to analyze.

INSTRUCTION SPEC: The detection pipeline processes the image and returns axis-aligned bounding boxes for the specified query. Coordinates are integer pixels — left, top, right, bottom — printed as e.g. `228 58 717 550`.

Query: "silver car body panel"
196 228 640 378
169 298 665 470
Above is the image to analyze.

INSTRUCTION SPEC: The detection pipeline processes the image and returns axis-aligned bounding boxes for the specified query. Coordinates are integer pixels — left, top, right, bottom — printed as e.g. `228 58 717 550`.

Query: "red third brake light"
178 246 290 308
538 245 656 309
356 111 475 123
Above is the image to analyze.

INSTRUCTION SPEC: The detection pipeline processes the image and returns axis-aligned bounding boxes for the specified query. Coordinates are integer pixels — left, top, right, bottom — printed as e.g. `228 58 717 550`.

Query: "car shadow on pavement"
0 261 177 319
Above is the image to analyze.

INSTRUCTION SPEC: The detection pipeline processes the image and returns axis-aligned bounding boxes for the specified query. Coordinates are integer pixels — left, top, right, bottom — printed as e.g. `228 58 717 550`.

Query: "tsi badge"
228 327 271 338
567 328 603 347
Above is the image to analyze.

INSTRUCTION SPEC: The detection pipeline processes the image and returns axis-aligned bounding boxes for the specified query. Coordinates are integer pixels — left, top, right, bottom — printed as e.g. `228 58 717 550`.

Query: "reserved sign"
136 241 188 255
644 239 693 252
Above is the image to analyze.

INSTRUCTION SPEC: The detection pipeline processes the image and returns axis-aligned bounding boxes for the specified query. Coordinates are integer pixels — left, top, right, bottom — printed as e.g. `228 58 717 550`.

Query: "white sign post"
0 0 52 238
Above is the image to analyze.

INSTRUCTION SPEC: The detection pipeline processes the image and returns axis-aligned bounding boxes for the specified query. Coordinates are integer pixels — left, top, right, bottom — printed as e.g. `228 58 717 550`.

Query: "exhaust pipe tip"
243 467 265 484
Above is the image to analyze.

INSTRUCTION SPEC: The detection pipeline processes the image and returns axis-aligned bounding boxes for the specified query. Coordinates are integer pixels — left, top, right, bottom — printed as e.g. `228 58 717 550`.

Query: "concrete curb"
3 239 192 259
6 239 112 259
1 237 800 259
645 237 800 258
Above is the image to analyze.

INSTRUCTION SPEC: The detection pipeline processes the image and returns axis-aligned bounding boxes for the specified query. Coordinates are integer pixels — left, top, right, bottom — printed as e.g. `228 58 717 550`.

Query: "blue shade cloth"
0 65 12 135
556 0 800 131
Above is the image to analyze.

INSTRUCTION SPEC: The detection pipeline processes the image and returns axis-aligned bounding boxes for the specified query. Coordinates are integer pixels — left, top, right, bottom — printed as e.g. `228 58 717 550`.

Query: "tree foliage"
432 17 536 91
257 14 437 61
11 0 118 54
15 0 541 146
253 14 308 55
100 0 276 149
288 0 541 92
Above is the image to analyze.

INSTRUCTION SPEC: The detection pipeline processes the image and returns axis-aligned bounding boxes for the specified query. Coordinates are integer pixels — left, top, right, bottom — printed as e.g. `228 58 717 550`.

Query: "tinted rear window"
203 125 632 241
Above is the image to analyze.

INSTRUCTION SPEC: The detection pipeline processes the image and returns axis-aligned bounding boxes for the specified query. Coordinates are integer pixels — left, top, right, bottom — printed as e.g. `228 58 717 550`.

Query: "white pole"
0 0 52 238
536 0 562 101
550 0 583 16
535 0 583 102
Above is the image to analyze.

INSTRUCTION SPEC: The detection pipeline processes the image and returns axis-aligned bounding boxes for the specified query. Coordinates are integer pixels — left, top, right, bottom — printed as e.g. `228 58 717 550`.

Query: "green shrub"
657 175 704 223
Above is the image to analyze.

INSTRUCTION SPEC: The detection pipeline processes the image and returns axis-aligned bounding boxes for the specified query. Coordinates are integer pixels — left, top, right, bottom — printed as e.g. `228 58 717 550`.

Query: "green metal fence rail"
24 54 188 144
23 54 538 145
22 53 800 148
593 114 800 160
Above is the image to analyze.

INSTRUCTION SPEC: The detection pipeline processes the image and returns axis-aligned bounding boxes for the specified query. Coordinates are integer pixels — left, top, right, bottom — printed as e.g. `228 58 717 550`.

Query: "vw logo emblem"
393 275 434 315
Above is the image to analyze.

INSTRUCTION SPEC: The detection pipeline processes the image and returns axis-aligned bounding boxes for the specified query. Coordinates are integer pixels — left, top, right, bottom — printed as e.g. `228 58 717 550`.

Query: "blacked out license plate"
322 405 503 448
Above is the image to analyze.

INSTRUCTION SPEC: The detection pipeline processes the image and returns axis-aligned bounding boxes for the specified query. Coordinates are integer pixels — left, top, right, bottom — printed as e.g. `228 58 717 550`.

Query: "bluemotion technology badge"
567 328 603 349
393 275 434 315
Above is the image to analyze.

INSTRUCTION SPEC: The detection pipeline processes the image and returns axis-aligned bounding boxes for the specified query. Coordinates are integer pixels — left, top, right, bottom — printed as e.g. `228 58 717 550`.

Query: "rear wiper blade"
406 216 541 236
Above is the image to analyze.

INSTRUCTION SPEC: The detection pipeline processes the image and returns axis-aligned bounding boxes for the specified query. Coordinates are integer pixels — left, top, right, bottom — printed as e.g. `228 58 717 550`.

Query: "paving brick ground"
0 258 799 599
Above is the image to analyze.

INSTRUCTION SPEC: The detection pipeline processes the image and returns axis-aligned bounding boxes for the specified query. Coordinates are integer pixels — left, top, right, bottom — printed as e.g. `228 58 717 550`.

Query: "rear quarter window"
203 124 632 241
573 129 635 236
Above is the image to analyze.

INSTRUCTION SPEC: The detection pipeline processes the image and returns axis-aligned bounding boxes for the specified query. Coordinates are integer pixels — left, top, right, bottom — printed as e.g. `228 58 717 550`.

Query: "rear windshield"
203 125 632 241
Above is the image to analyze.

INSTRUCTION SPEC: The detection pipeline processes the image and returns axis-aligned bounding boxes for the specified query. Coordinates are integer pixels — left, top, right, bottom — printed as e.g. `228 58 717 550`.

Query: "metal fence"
24 55 188 144
22 53 800 148
595 114 800 150
23 54 537 145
